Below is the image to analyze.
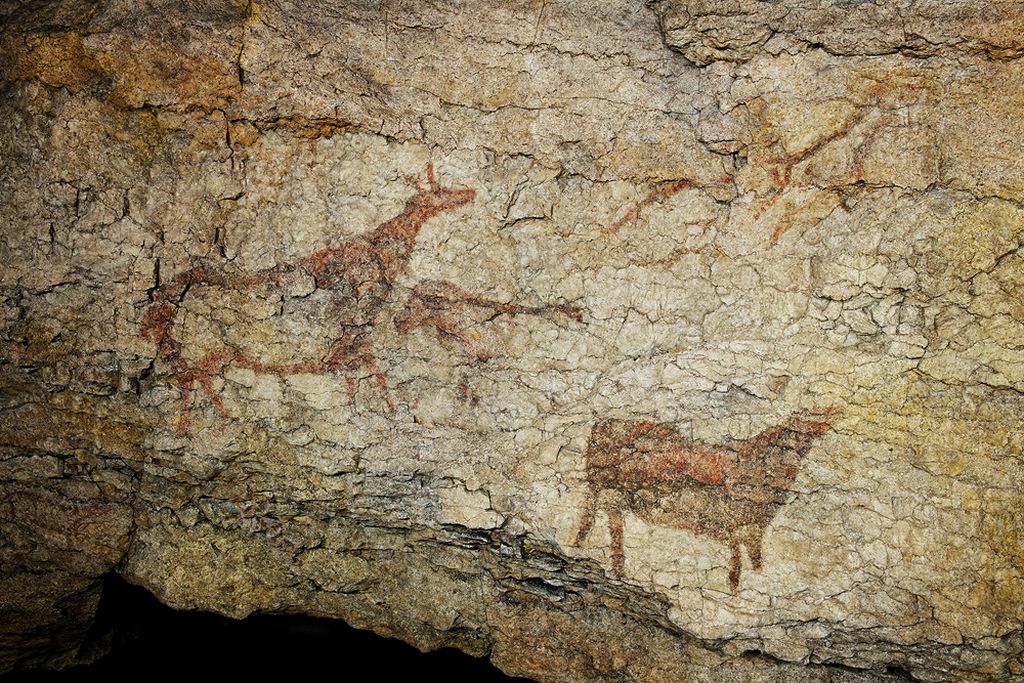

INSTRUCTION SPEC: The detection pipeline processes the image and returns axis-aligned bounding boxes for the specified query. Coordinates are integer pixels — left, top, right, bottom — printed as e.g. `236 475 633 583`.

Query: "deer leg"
747 535 763 572
400 302 491 360
574 494 597 545
170 350 234 435
334 361 372 405
197 374 229 417
608 507 625 577
420 310 486 359
175 382 193 436
729 540 742 592
321 336 394 411
360 351 395 411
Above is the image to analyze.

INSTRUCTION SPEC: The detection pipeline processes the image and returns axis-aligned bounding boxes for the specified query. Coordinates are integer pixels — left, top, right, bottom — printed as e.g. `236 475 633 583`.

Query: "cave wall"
1 1 1022 680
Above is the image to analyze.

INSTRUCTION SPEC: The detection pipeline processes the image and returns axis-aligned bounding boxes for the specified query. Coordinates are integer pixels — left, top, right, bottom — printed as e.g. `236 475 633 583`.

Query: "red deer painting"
139 164 475 434
395 279 581 360
139 163 579 434
574 407 838 591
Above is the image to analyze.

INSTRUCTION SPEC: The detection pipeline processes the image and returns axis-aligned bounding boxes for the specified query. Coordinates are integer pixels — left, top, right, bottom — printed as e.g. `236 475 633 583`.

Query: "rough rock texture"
1 0 1022 680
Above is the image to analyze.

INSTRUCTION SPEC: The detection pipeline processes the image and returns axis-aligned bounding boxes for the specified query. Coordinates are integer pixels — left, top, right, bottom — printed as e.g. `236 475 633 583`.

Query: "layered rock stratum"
1 1 1022 680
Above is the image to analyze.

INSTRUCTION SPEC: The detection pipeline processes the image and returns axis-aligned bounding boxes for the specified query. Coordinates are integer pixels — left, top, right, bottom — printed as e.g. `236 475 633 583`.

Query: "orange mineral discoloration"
1 32 104 91
2 30 241 112
139 164 475 434
95 34 241 111
575 407 839 591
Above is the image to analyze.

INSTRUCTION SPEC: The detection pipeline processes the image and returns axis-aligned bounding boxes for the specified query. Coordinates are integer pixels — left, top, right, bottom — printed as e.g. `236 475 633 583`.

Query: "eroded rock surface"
1 1 1022 680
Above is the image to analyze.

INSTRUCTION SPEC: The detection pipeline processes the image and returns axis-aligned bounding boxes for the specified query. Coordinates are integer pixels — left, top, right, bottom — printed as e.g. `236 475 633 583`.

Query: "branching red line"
606 179 691 233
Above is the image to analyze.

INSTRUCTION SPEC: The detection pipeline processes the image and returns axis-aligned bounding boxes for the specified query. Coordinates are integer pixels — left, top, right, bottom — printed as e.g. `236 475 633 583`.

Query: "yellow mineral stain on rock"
95 35 240 111
229 120 260 146
0 391 152 460
933 200 1024 284
5 32 104 91
3 30 242 115
246 0 264 23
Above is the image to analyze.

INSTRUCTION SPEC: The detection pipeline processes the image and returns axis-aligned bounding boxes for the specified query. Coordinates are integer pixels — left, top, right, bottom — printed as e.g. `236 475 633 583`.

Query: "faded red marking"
607 179 692 234
140 163 474 433
606 175 733 234
396 279 581 361
756 106 870 221
574 406 839 591
605 176 734 267
752 81 931 244
655 245 714 267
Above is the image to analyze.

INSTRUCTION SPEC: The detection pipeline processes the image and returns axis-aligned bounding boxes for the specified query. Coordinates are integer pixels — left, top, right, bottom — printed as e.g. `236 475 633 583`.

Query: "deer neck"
371 203 441 253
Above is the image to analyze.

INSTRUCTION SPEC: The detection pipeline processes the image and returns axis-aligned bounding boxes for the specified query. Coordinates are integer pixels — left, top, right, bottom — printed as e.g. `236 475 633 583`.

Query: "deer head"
733 406 839 490
404 163 476 214
786 406 840 439
766 406 840 466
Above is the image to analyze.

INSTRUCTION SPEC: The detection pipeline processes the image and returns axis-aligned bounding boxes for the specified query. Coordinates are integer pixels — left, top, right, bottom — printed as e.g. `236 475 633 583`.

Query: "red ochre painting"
139 164 574 434
575 407 839 591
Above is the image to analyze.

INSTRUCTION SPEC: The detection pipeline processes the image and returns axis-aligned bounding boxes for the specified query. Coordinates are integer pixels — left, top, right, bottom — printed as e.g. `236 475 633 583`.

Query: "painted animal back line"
575 407 838 591
139 164 476 435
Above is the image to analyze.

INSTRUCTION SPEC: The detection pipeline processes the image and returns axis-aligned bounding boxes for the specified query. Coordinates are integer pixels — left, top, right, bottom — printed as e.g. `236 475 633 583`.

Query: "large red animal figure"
575 407 838 591
139 164 475 434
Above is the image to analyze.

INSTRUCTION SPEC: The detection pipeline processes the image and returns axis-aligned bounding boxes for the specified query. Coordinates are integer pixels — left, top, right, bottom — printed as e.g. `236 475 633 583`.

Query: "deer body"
140 164 475 434
395 279 582 360
574 409 837 591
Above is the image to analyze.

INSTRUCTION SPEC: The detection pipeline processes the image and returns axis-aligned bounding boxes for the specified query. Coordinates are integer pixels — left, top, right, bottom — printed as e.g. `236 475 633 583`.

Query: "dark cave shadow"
2 574 534 681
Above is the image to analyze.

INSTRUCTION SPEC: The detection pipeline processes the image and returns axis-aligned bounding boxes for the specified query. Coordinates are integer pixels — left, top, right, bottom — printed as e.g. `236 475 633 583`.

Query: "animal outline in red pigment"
751 79 935 244
751 104 876 244
139 163 475 435
395 279 582 361
574 406 839 591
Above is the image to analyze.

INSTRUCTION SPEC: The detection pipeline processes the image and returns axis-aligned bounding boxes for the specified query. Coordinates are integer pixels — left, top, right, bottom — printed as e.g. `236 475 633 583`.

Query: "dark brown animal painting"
574 407 838 591
139 164 475 434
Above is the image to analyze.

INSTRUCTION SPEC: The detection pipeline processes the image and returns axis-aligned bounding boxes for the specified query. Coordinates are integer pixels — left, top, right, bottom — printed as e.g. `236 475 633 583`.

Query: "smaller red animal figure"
574 407 838 591
139 164 475 434
395 279 582 360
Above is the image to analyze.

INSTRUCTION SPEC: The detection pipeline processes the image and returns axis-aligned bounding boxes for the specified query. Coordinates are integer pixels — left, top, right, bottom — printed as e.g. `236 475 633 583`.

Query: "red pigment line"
607 179 691 234
606 174 733 234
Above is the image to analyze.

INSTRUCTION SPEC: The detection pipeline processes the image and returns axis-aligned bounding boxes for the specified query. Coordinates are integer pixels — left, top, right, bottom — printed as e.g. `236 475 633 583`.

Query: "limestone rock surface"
1 1 1022 680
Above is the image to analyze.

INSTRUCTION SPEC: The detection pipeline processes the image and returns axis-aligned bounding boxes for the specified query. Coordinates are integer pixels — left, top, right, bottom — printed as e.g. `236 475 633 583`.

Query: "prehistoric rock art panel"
140 164 474 434
7 0 1024 678
575 407 838 591
140 163 581 433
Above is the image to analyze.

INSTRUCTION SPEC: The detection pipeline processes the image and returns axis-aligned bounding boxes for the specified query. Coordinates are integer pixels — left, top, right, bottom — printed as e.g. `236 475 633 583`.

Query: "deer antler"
425 163 439 191
403 163 441 195
403 171 425 194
